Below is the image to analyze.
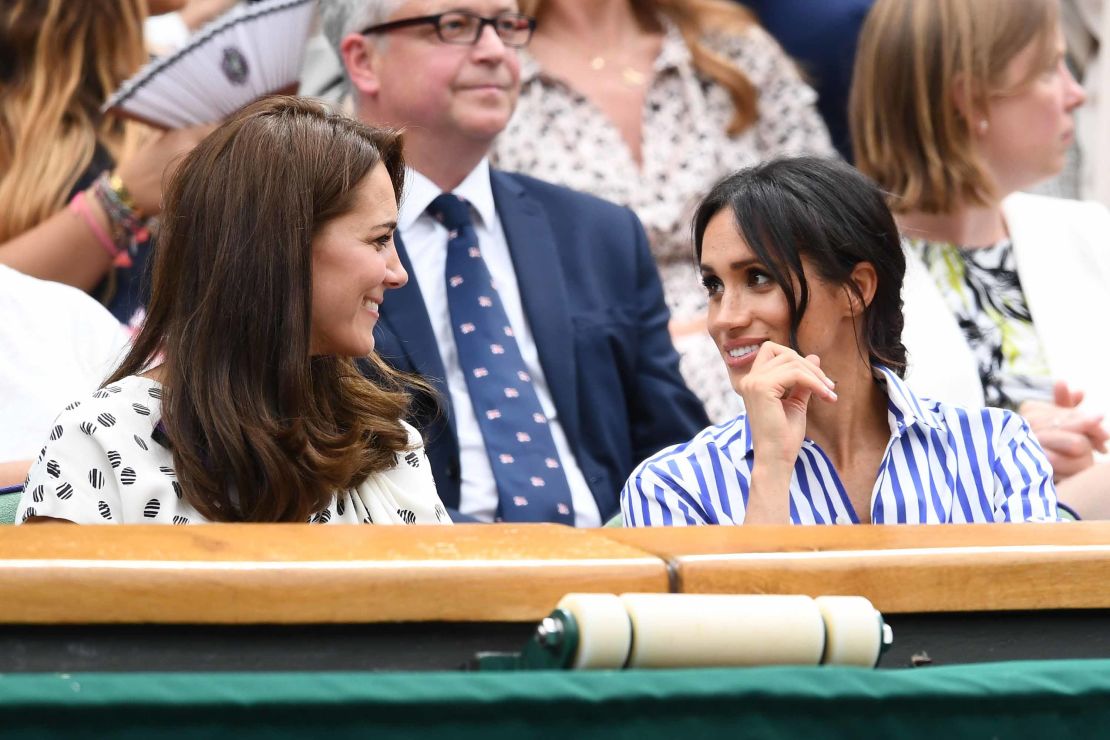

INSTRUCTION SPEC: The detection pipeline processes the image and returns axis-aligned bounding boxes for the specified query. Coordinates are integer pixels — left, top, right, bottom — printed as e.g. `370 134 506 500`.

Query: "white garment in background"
903 193 1110 448
398 161 601 527
0 265 130 461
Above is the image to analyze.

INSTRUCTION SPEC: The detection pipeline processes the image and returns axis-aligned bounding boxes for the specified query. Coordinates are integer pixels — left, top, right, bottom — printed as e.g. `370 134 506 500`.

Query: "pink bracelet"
67 191 132 268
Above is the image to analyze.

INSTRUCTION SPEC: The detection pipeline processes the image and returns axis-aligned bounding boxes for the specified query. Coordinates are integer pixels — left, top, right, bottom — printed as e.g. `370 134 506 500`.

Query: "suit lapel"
490 171 581 450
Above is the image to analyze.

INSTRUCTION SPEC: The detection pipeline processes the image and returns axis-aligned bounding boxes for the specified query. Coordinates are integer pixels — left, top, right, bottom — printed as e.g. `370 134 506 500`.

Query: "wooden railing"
0 522 1107 623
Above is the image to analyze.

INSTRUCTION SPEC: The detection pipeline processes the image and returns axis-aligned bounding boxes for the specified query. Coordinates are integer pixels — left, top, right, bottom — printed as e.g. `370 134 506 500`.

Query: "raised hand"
739 342 838 522
116 124 217 215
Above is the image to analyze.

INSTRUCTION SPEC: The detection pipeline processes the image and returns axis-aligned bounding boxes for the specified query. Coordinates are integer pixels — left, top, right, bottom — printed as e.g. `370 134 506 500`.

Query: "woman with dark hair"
17 96 448 525
622 156 1059 526
493 0 833 423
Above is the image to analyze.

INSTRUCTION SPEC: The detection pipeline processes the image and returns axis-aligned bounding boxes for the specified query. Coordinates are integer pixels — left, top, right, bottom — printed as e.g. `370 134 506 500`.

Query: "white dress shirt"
398 160 601 527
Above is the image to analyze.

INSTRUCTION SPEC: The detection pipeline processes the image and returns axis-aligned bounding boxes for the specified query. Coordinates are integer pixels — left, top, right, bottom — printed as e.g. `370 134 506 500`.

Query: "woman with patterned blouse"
623 157 1058 526
492 0 834 423
17 97 449 526
851 0 1110 519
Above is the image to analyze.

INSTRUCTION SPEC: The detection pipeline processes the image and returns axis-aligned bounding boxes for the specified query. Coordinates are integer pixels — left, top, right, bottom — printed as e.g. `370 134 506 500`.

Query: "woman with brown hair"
17 96 448 525
850 0 1110 518
0 0 210 325
492 0 833 423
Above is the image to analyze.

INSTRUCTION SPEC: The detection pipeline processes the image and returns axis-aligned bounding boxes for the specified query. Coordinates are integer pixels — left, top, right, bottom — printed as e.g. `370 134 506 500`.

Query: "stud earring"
977 119 989 134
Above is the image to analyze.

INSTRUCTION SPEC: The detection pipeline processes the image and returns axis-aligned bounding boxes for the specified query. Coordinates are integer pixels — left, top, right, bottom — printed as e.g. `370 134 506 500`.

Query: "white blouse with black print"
17 375 449 525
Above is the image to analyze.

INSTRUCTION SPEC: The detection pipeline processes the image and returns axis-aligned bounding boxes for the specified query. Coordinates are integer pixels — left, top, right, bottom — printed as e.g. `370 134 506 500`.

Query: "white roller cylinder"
556 593 633 670
815 595 885 667
618 594 826 669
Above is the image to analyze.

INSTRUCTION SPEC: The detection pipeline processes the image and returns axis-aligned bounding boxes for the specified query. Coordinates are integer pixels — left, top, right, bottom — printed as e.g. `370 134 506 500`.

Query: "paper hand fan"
104 0 316 129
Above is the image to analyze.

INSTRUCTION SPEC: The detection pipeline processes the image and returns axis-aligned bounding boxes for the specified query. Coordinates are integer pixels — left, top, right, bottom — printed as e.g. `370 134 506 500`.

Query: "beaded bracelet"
68 190 123 264
89 171 151 250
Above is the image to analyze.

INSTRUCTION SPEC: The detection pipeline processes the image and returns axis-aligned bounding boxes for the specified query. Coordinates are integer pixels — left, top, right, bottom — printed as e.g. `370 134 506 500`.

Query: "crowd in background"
1 0 1108 526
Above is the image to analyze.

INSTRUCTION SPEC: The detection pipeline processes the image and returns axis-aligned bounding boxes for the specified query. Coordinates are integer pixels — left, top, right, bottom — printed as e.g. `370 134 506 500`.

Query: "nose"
471 21 509 61
384 248 408 289
1062 62 1086 111
707 287 753 337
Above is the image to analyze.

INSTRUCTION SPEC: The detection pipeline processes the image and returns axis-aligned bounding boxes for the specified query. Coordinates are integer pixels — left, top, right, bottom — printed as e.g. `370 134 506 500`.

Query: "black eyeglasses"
360 10 537 48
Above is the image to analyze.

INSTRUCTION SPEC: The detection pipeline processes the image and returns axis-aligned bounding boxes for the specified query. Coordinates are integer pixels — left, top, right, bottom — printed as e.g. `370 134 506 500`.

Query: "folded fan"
104 0 316 129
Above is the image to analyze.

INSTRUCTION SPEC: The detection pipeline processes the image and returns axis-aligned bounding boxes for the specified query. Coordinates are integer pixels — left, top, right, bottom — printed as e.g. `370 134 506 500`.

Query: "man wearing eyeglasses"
320 0 708 526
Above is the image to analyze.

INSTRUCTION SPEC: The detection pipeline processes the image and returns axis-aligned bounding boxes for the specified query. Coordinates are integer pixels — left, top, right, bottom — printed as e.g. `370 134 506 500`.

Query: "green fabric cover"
1 660 1109 738
0 490 20 525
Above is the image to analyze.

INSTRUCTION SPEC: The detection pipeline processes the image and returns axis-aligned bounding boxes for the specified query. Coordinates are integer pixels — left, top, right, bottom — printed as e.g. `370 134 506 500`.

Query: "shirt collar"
398 158 497 231
873 364 946 436
518 15 690 85
725 364 944 462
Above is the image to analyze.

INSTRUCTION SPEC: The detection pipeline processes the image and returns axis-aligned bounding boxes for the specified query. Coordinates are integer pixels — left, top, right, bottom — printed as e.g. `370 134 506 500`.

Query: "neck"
407 142 487 193
896 198 1009 249
534 0 644 48
804 355 888 465
358 101 487 192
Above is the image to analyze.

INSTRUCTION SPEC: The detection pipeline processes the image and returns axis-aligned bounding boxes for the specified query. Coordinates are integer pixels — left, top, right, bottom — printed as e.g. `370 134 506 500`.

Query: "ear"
843 261 878 317
949 71 987 133
340 32 382 97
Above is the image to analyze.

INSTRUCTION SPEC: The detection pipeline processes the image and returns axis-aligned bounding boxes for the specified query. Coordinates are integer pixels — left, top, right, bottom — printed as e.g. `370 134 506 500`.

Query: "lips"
720 339 765 369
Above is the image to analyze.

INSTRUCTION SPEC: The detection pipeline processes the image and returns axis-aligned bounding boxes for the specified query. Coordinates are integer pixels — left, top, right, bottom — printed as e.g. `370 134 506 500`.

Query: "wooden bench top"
601 523 1110 612
0 524 667 624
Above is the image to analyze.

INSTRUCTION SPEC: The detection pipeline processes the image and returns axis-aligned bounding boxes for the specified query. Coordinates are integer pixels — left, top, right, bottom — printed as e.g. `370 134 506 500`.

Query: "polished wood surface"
601 523 1110 612
0 524 667 624
2 523 1108 624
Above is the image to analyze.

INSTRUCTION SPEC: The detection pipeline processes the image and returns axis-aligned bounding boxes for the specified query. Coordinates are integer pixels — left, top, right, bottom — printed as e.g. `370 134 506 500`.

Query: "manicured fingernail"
827 389 838 401
824 377 837 390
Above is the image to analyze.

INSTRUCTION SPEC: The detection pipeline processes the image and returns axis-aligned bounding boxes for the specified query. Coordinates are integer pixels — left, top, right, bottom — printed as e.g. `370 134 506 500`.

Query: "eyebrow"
699 257 762 274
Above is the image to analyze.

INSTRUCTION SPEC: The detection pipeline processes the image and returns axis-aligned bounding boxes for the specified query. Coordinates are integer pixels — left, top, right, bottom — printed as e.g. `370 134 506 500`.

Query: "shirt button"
835 514 850 525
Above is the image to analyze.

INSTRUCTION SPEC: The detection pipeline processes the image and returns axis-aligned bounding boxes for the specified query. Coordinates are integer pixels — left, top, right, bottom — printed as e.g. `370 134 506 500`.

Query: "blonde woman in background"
492 0 834 422
0 0 211 325
851 0 1110 518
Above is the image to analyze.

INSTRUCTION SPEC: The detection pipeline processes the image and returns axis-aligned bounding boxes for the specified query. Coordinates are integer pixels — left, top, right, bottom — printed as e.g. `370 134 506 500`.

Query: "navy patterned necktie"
428 193 574 524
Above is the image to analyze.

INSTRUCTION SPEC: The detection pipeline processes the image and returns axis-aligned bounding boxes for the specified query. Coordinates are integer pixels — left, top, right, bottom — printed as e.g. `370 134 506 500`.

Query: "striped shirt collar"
722 364 945 463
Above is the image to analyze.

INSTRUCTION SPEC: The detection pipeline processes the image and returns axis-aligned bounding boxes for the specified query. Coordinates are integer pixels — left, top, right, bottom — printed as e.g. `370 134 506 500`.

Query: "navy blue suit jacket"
372 170 709 523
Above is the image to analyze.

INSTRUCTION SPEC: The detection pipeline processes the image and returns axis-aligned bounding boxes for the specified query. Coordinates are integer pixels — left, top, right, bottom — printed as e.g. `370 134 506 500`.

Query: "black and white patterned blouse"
906 237 1054 410
493 19 834 422
17 376 449 525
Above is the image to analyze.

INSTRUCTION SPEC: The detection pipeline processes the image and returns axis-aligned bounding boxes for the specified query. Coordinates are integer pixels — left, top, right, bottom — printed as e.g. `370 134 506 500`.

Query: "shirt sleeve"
16 404 124 524
621 456 710 527
991 411 1060 522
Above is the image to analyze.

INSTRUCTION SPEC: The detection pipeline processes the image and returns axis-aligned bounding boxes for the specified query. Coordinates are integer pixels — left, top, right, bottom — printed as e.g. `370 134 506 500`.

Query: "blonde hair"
850 0 1058 213
0 0 147 242
521 0 759 135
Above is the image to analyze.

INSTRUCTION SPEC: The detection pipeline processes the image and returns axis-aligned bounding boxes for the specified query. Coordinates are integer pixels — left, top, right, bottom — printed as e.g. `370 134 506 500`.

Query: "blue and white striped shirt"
622 366 1059 526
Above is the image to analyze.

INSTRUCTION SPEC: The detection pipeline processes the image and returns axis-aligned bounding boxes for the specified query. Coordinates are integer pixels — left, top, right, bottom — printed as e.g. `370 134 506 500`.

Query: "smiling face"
976 29 1086 194
357 0 522 153
309 164 406 357
700 209 859 392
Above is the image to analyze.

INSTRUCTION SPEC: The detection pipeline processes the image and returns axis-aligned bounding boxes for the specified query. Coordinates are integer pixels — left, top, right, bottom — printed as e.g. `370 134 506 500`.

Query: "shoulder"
700 22 796 82
1004 192 1110 230
492 170 637 222
921 395 1034 447
628 416 746 486
33 377 163 454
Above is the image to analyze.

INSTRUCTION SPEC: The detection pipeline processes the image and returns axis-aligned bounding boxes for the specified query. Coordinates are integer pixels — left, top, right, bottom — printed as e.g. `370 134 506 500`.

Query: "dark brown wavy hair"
108 96 429 522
